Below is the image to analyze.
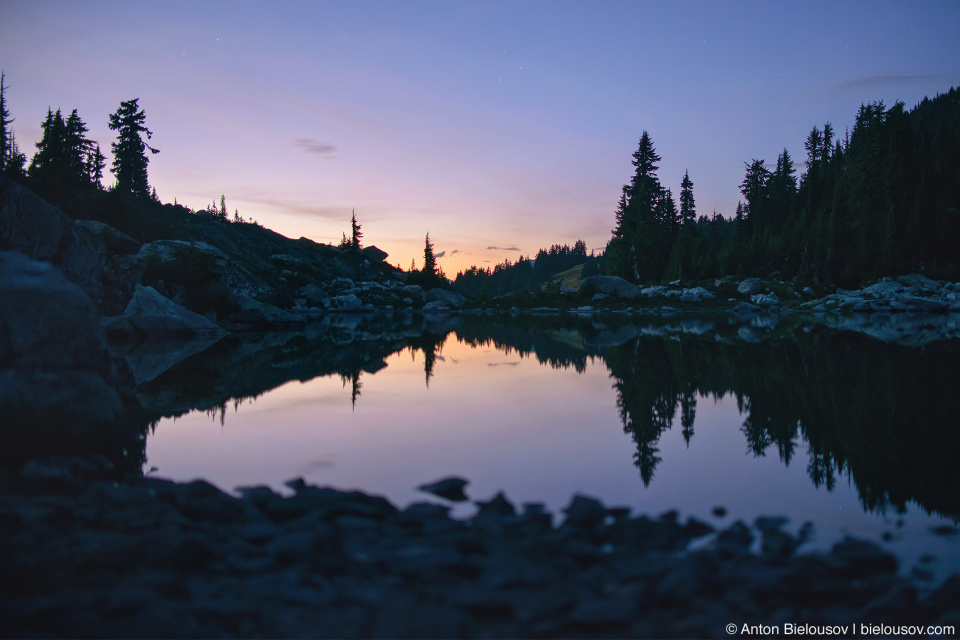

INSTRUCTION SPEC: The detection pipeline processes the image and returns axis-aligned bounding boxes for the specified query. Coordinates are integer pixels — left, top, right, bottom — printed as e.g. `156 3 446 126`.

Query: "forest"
455 87 960 294
3 72 958 292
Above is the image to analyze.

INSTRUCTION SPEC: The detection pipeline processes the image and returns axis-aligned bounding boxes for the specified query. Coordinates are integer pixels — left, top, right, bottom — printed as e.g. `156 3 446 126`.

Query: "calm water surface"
144 320 960 579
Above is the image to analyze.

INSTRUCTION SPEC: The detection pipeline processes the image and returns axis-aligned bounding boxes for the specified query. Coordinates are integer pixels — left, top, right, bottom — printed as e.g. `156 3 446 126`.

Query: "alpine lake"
135 312 960 583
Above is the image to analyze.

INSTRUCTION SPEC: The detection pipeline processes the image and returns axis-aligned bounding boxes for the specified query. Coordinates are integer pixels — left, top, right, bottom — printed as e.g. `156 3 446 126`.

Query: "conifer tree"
679 170 696 227
422 232 437 279
86 143 106 188
108 98 158 197
350 209 362 250
29 108 68 185
3 131 26 179
0 72 11 172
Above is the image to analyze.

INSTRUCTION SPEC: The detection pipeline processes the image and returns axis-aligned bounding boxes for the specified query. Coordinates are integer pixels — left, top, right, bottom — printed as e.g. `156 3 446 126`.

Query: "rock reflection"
127 315 960 520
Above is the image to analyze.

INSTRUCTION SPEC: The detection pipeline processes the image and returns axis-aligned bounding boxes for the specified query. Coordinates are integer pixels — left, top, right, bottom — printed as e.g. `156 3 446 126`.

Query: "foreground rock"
2 464 957 639
0 176 107 299
0 252 127 461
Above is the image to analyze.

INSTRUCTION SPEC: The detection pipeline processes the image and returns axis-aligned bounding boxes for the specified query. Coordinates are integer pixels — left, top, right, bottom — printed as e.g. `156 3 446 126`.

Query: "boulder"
231 294 305 326
640 285 667 297
425 288 466 308
137 240 229 282
0 251 124 456
333 293 363 312
122 284 228 338
75 220 141 255
737 278 763 295
580 276 639 299
300 283 330 307
0 176 107 299
0 251 113 376
750 292 780 308
898 273 942 294
422 300 452 314
361 245 389 262
417 476 469 502
680 287 715 302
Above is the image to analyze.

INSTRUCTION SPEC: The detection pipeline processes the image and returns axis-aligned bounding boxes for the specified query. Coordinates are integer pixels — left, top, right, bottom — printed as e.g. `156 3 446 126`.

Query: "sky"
2 1 958 275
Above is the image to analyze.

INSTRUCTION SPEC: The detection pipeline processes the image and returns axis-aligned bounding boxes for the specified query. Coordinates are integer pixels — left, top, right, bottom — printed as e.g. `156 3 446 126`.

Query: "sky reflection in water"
146 333 959 577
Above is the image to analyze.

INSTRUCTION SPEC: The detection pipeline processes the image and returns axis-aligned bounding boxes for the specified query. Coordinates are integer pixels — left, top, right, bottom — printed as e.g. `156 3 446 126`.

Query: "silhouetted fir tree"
608 131 675 282
86 143 106 188
740 159 771 232
65 109 96 187
3 131 26 179
108 98 158 197
29 108 67 187
350 209 362 250
0 72 11 173
679 170 696 227
422 232 437 279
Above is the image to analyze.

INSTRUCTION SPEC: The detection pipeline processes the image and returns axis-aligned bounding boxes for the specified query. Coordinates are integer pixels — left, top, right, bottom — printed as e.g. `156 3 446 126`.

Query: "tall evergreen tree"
422 232 437 279
86 143 106 188
608 131 674 282
29 108 68 186
740 159 771 230
0 72 11 172
351 209 362 250
64 109 93 186
108 98 158 197
3 131 27 179
679 170 696 227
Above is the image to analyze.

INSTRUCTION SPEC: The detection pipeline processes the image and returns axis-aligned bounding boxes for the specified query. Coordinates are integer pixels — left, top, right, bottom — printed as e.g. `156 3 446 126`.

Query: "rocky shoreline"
2 459 959 639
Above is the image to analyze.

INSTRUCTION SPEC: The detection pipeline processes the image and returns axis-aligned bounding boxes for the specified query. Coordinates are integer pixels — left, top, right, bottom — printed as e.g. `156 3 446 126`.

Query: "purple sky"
2 1 957 275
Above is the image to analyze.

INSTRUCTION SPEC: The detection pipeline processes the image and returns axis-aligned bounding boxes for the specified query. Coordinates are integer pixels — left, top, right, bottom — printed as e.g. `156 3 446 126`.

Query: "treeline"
609 87 960 286
0 73 159 201
0 74 270 229
453 240 602 298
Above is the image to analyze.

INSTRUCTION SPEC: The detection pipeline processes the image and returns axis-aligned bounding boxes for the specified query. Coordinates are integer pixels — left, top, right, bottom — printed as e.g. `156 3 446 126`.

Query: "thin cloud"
294 137 337 157
435 250 446 259
450 249 461 255
487 245 520 251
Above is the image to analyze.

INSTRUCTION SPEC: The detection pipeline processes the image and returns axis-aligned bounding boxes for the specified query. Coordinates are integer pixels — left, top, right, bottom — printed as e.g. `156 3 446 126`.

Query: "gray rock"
680 286 715 302
562 494 607 528
861 279 906 298
0 251 113 376
0 177 107 299
417 476 469 502
738 278 763 295
123 284 228 338
231 294 304 326
640 285 667 297
402 284 424 298
0 252 124 452
120 333 226 385
802 286 816 297
361 245 389 262
898 273 942 294
422 300 452 314
332 293 363 312
137 240 229 278
750 292 780 307
581 275 640 299
75 220 141 255
425 288 466 308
